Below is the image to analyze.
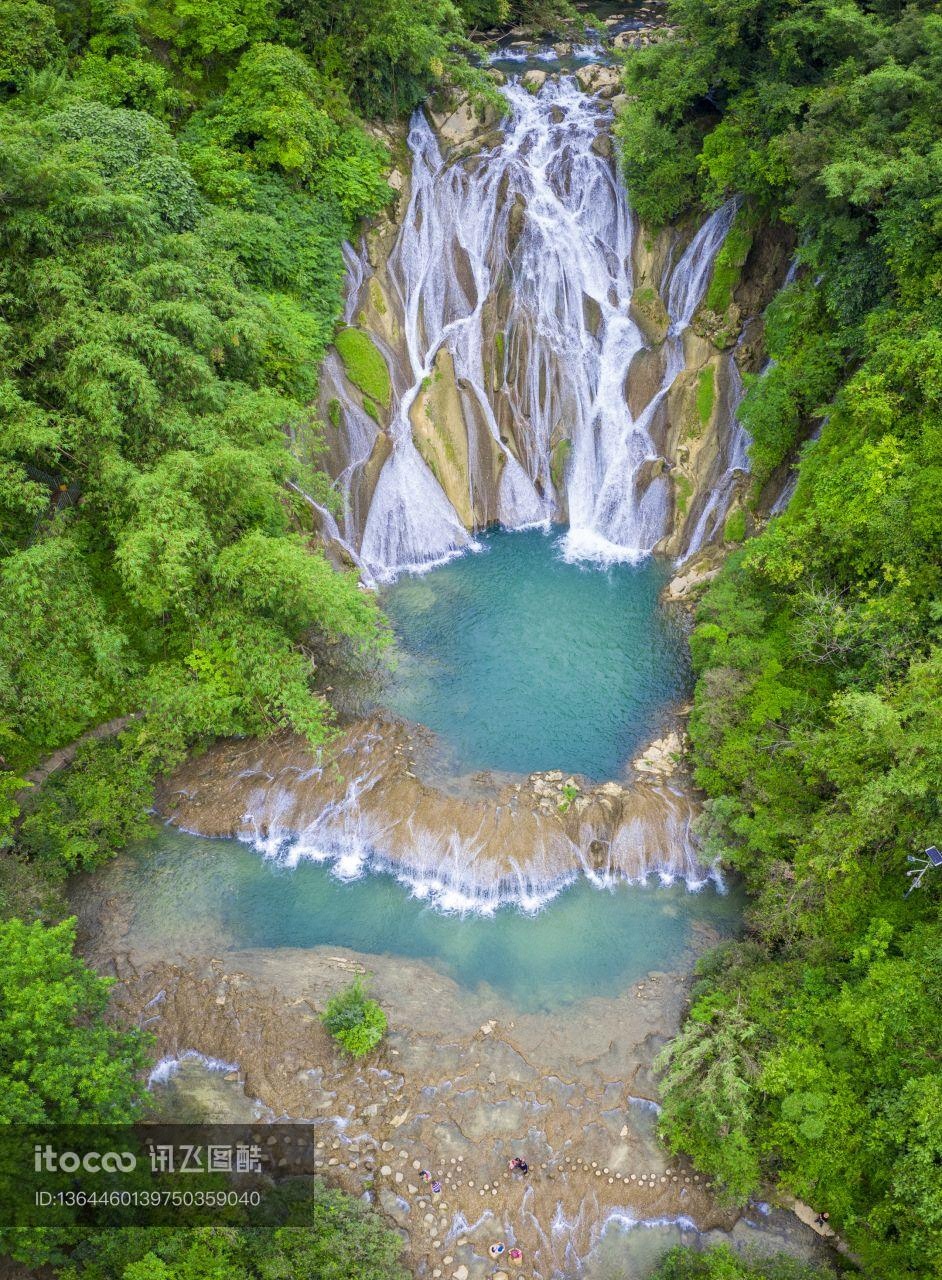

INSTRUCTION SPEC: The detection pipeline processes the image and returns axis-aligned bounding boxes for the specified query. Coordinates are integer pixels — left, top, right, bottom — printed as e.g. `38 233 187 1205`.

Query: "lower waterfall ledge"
156 715 718 915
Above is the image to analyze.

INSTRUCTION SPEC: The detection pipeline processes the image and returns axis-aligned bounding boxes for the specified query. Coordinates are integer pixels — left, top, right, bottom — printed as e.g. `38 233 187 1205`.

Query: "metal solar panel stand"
905 846 942 896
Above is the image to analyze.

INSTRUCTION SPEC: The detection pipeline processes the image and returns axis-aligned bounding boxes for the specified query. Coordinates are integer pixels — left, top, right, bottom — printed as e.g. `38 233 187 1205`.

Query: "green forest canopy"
614 0 942 1275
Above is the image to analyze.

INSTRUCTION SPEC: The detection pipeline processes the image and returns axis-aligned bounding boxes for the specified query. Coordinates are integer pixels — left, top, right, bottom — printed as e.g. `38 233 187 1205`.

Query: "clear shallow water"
380 529 690 780
118 829 741 1014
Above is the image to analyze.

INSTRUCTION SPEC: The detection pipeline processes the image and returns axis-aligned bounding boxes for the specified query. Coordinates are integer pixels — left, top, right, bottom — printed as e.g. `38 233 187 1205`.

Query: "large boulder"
625 345 666 418
575 63 621 95
664 562 720 601
629 285 670 346
591 131 614 160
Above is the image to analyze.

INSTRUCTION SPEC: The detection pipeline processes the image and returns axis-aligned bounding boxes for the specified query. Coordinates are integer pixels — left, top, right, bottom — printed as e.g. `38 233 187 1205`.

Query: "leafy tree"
321 976 387 1058
0 0 65 93
57 1180 410 1279
284 0 491 117
142 0 278 61
0 916 149 1123
650 1245 838 1279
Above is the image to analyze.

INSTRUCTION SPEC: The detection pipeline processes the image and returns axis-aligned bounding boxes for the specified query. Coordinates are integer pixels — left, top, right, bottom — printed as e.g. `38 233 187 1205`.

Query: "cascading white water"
565 194 739 562
681 346 750 559
353 76 738 580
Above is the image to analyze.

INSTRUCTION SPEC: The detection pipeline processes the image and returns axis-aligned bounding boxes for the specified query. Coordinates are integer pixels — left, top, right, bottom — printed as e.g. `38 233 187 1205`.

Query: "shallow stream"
111 828 740 1013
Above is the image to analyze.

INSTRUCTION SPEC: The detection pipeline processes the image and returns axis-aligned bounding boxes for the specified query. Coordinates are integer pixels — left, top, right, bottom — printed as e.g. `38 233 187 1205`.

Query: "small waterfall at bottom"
330 74 739 581
161 719 722 915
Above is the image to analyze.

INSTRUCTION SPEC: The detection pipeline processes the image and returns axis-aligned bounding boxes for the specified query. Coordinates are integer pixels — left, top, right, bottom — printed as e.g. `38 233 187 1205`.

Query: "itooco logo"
34 1145 137 1173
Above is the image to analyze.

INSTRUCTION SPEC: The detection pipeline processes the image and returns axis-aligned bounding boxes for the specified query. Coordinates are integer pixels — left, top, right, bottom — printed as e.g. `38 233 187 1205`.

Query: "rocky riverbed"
72 881 832 1278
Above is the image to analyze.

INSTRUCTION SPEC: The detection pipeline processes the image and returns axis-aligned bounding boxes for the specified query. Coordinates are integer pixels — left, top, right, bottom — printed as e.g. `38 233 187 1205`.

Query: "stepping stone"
409 1184 418 1194
382 1143 394 1152
413 1160 422 1170
380 1166 392 1176
395 1173 403 1184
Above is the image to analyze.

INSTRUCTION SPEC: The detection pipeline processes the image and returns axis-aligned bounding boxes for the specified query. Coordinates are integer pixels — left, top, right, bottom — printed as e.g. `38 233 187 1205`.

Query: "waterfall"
342 77 738 580
564 196 739 563
680 343 751 559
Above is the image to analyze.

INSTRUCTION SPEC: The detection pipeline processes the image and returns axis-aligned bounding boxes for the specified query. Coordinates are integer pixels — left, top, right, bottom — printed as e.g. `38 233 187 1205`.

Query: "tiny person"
508 1156 529 1176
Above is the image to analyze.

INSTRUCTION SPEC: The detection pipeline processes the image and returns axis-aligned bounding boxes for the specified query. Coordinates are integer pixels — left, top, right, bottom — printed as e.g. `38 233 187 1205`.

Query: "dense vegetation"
650 1246 840 1280
56 1180 410 1279
0 916 148 1124
0 0 574 1275
616 0 942 1274
321 974 388 1057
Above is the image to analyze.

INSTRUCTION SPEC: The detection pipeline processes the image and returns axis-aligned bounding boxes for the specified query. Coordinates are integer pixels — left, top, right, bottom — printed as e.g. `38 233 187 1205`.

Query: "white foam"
148 1050 240 1088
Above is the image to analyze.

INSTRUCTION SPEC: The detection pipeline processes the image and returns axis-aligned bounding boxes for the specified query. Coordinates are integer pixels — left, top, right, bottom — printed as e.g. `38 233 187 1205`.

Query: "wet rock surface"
156 715 708 903
74 902 738 1278
72 886 832 1277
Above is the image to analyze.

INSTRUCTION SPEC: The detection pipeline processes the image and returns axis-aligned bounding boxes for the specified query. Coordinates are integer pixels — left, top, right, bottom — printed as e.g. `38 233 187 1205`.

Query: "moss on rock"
551 438 572 490
723 508 747 543
334 327 391 409
696 365 716 427
704 213 755 315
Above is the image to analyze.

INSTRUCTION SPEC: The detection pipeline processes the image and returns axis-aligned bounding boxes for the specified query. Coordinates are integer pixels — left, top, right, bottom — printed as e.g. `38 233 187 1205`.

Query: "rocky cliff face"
312 65 793 579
